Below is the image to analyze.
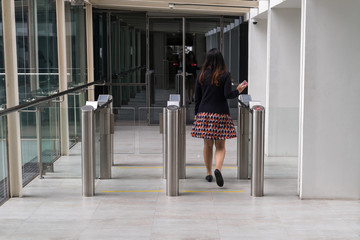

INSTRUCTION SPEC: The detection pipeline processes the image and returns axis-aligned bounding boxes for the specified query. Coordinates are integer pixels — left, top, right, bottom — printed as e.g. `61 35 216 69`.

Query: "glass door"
148 18 183 107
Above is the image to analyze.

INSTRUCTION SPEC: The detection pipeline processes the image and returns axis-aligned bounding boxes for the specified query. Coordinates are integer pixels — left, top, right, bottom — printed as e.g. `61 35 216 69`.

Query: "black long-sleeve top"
194 70 240 115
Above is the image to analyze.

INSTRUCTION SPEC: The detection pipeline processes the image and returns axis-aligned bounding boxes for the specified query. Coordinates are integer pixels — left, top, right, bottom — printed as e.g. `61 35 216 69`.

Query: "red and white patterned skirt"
191 112 237 140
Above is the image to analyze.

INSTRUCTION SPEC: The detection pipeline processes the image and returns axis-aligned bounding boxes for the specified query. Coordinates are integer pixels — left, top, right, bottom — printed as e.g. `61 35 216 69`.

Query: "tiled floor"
0 127 359 240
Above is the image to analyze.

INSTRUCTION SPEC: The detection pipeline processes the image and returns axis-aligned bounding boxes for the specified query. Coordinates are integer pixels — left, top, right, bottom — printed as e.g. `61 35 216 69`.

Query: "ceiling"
90 0 259 16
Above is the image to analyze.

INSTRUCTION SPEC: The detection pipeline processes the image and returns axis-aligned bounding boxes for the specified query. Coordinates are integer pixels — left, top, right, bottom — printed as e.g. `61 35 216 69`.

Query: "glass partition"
138 107 163 154
113 107 135 155
94 109 101 178
65 3 87 87
41 104 61 168
15 0 59 102
20 102 61 186
20 110 38 185
68 92 86 147
0 115 8 204
0 0 5 105
149 18 183 107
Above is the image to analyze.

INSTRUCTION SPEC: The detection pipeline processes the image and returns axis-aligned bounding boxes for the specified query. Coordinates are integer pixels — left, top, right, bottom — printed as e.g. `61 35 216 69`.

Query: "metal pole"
251 106 265 197
182 17 186 107
100 107 111 179
166 105 179 196
237 105 250 179
36 107 43 179
163 107 167 179
178 107 186 179
81 105 95 197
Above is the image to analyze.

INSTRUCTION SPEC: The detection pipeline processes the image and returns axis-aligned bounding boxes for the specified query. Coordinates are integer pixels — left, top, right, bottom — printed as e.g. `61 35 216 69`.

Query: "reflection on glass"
0 116 8 204
149 18 182 107
66 4 87 87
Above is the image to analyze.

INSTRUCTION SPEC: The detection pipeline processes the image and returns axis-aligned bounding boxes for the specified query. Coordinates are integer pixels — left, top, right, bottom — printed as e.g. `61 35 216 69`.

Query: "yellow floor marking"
102 190 163 193
102 190 243 193
182 190 244 193
116 166 162 169
116 166 237 169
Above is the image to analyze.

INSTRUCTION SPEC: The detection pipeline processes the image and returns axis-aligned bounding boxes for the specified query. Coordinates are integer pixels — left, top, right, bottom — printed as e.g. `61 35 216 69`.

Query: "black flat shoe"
214 169 224 187
205 175 213 182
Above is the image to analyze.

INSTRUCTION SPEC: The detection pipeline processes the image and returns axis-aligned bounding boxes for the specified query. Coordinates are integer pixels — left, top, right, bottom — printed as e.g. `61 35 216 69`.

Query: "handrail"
0 80 104 117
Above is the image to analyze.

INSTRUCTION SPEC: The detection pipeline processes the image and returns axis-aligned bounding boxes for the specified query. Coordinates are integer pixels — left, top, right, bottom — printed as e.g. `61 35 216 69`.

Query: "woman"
191 48 247 187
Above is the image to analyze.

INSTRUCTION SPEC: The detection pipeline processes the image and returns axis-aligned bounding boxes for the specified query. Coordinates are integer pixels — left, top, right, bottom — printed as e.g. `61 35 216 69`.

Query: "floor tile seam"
149 191 161 239
211 191 223 239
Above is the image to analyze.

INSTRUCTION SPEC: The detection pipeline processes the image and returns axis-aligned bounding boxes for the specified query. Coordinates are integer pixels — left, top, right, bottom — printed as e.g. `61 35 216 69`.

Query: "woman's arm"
224 73 245 99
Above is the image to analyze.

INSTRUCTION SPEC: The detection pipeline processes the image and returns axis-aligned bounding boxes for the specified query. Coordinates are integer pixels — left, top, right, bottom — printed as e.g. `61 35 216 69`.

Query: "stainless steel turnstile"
81 95 113 197
162 94 186 197
237 95 265 197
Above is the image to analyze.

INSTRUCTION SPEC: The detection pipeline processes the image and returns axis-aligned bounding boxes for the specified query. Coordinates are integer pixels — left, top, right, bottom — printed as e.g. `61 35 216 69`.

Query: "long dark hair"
199 48 227 86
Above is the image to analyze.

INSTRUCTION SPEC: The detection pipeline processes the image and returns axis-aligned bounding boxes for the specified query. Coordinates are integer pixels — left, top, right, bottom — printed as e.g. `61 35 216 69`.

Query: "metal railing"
0 80 104 117
0 80 104 201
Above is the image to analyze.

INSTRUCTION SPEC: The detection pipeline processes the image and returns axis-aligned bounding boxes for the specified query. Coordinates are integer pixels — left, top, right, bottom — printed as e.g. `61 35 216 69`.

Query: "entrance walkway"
0 127 358 239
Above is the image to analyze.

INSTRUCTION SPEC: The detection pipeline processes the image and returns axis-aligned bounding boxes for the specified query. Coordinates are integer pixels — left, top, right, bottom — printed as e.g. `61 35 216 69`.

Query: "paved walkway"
0 127 359 239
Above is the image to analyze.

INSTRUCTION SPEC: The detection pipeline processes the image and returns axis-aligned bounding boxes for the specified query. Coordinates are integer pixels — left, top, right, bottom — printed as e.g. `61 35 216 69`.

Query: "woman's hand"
236 82 247 93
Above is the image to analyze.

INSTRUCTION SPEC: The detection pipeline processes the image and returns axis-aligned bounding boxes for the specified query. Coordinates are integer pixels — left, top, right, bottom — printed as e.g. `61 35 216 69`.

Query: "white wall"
248 19 267 106
267 8 301 156
299 0 360 199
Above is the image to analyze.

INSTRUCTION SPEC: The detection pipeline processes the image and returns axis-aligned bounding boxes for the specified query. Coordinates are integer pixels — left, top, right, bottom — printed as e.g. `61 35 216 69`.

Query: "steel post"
251 106 265 197
166 105 179 196
81 105 95 197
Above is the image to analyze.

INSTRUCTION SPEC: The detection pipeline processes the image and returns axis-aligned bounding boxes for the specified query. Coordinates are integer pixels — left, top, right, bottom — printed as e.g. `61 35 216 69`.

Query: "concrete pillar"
86 3 94 101
299 0 360 199
56 0 69 155
2 0 23 197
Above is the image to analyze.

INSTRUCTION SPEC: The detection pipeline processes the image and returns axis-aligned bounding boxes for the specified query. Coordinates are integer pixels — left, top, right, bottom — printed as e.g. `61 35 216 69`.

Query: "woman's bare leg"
214 139 226 171
203 139 214 175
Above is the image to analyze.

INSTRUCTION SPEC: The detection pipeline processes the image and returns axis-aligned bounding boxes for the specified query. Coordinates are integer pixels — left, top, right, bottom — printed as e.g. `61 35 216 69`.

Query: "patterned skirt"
191 112 237 140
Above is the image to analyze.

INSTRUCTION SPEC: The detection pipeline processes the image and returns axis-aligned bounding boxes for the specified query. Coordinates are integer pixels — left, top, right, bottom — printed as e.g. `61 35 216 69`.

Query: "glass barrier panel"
41 105 61 170
0 115 8 204
20 110 38 185
68 92 86 147
94 110 101 178
112 107 135 155
138 107 163 154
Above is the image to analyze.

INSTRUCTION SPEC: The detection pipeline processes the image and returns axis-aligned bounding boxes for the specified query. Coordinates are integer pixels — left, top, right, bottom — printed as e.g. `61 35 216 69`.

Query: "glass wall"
15 0 59 102
93 11 146 109
0 0 5 106
65 3 87 146
13 0 61 185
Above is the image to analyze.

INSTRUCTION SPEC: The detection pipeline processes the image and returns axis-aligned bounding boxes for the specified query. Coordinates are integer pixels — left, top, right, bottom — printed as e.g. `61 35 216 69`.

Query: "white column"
2 0 23 197
56 0 69 155
86 3 94 101
248 16 267 108
266 7 301 157
248 13 268 155
299 0 360 199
